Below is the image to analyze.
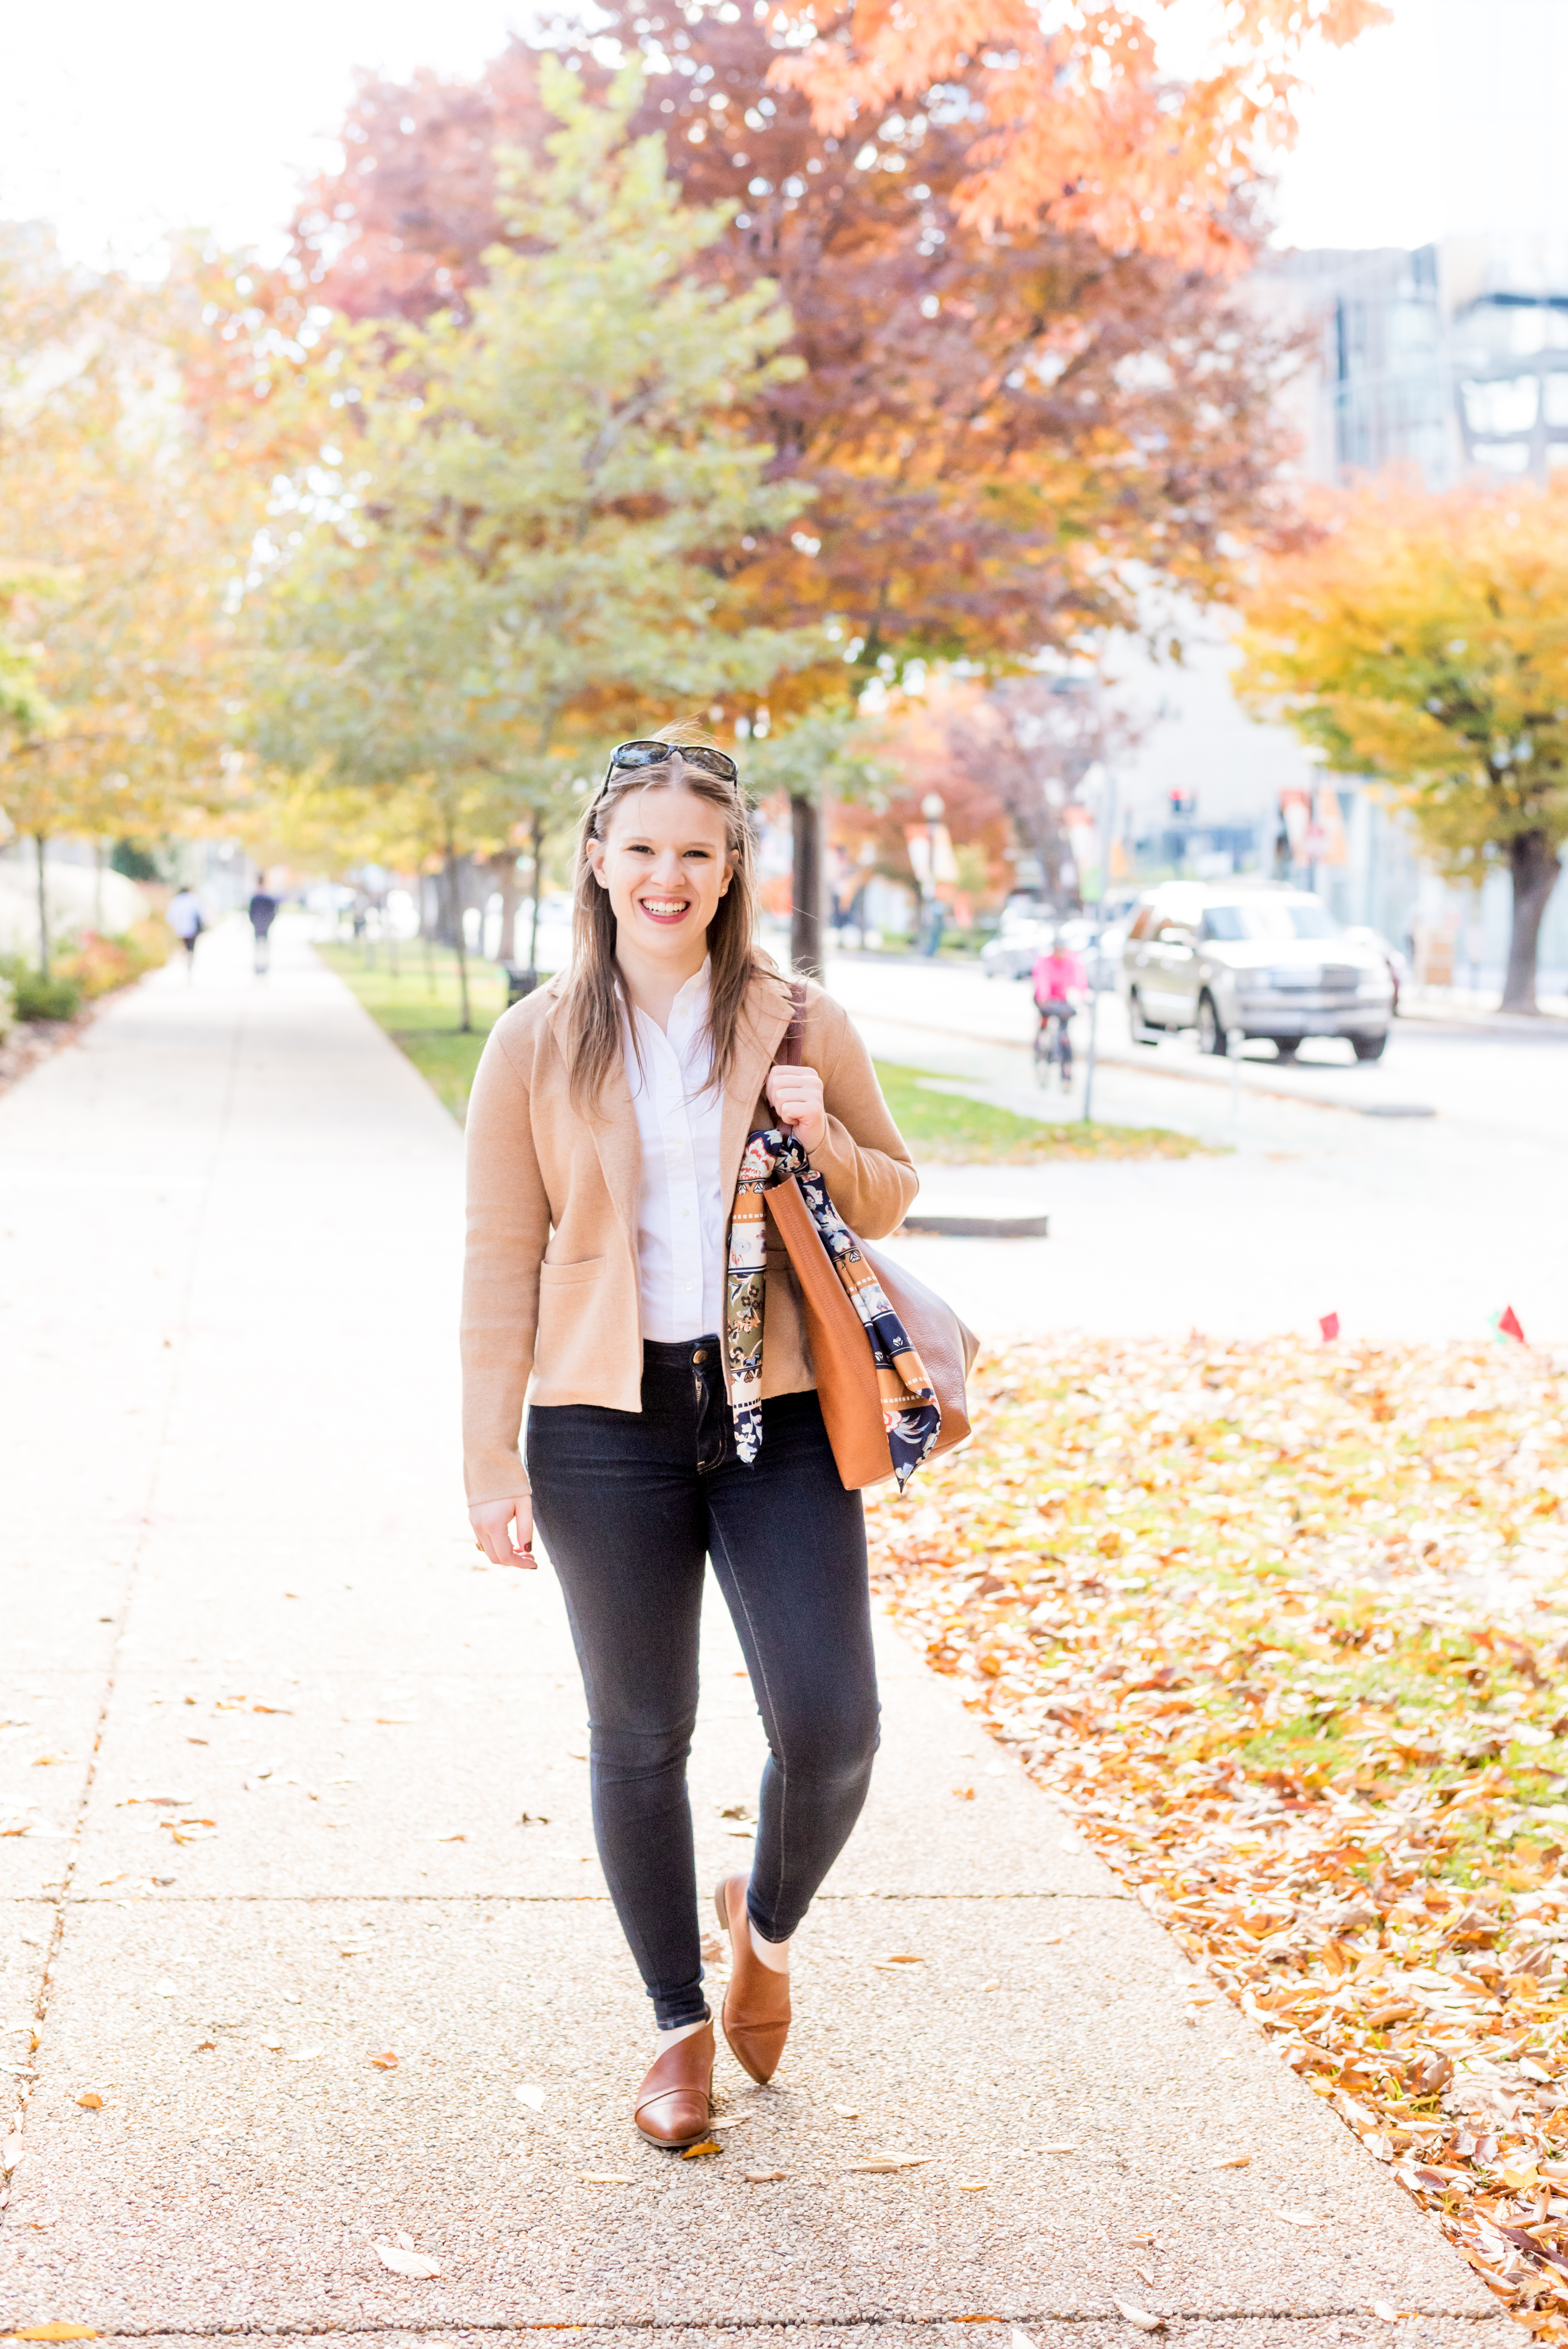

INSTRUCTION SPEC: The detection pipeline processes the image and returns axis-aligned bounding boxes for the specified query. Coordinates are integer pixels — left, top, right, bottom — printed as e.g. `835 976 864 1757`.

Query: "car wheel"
1352 1032 1388 1062
1128 990 1159 1046
1196 992 1228 1057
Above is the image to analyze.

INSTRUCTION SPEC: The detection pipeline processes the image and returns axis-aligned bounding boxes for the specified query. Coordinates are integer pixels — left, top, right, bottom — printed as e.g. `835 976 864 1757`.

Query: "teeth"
642 900 688 915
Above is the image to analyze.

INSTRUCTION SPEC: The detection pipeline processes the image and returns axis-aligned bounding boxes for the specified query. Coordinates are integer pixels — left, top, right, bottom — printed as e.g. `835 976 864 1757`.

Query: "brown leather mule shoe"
633 2021 715 2147
714 1872 791 2085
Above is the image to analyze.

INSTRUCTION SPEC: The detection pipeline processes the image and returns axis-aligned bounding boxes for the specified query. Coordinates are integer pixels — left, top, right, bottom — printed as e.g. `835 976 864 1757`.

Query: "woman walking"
463 737 916 2146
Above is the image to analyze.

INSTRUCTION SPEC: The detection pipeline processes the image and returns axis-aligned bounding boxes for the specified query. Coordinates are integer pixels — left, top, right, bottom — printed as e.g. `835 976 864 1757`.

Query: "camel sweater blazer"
461 968 919 1503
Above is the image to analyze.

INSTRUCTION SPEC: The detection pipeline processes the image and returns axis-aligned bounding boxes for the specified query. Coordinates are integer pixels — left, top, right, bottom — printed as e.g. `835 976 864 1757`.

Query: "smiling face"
586 781 733 966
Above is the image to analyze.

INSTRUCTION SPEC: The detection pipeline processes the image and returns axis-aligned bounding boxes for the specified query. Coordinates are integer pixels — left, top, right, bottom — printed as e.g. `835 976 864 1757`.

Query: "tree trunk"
33 833 49 977
1502 828 1561 1012
528 808 546 973
790 793 822 975
444 848 473 1033
490 849 521 965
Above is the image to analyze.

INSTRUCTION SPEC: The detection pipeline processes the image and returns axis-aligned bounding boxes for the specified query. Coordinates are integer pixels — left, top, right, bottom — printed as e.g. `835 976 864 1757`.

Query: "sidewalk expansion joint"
70 2314 1511 2341
40 1887 1134 1907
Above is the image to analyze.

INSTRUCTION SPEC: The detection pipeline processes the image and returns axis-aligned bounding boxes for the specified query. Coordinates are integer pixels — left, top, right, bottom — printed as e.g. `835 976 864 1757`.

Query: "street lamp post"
1081 762 1118 1126
919 792 945 956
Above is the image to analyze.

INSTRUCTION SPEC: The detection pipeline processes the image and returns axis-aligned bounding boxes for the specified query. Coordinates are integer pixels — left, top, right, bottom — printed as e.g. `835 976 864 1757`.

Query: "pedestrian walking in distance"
247 877 280 975
166 886 203 977
464 733 916 2147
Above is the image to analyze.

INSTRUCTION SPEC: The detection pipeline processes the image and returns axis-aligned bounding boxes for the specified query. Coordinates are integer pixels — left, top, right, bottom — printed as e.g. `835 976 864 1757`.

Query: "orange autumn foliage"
772 0 1390 271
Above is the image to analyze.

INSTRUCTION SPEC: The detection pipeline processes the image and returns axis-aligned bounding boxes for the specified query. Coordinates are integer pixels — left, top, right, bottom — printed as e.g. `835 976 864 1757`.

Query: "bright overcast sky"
1 0 1566 271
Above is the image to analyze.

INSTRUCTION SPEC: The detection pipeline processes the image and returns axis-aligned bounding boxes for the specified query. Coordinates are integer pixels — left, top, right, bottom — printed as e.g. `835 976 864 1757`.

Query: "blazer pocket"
538 1256 604 1287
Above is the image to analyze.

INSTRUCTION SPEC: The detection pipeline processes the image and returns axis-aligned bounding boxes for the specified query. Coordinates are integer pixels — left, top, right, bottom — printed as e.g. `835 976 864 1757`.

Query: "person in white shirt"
166 888 204 979
464 736 916 2150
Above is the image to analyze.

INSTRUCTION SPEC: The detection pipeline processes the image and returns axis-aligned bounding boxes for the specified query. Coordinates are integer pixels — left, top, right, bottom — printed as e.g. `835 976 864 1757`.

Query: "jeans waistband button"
692 1347 709 1364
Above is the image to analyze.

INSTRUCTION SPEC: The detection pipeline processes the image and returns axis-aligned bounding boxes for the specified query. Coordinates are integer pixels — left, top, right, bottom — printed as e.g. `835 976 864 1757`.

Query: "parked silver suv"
1119 884 1395 1061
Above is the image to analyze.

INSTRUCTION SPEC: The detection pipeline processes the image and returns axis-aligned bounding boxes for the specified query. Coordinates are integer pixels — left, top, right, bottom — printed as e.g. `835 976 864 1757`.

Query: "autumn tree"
252 63 820 1022
938 675 1142 909
0 234 244 971
1236 482 1568 1012
286 12 1315 965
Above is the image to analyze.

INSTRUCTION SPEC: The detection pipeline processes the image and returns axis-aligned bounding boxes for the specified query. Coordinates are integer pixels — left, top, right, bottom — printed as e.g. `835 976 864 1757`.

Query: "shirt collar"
669 959 712 1027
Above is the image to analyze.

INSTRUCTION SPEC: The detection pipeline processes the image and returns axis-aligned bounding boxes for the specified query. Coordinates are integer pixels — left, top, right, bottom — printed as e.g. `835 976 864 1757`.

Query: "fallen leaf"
681 2139 722 2159
371 2051 399 2071
252 1704 293 1715
31 1755 72 1767
875 1954 925 1965
373 2241 441 2278
1209 2153 1250 2169
438 1833 466 1843
952 1786 976 1800
10 2329 99 2341
1113 2302 1165 2333
515 2082 544 2109
579 2173 630 2184
75 2093 103 2110
195 2040 216 2053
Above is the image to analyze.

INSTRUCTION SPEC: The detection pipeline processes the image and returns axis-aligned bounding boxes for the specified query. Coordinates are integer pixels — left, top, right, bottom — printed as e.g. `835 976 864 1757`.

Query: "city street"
0 930 1497 2340
831 954 1568 1352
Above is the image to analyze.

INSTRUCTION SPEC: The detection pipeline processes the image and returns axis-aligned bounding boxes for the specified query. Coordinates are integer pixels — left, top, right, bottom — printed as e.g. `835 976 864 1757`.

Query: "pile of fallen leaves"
867 1337 1568 2336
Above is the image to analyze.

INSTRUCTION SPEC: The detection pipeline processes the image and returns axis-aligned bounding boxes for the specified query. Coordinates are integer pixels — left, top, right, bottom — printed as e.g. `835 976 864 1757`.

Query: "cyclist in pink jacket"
1032 936 1087 1089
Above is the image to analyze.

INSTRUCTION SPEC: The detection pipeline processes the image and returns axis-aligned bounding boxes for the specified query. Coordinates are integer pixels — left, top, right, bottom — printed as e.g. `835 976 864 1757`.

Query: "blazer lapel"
721 973 794 1206
540 986 642 1242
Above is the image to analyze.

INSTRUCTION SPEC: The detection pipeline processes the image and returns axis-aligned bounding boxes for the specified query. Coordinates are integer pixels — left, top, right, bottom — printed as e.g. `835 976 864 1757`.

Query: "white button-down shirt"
624 963 727 1343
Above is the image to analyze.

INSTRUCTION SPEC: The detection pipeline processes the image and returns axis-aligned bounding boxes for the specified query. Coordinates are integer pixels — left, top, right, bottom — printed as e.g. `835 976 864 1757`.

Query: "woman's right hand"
470 1495 535 1567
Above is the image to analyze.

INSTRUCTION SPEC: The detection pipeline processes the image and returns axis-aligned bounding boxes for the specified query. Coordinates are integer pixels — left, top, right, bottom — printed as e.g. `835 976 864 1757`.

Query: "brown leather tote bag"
763 990 980 1492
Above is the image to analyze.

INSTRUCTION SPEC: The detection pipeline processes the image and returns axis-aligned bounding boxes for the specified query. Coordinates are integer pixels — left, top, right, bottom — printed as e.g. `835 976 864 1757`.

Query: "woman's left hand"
765 1062 827 1155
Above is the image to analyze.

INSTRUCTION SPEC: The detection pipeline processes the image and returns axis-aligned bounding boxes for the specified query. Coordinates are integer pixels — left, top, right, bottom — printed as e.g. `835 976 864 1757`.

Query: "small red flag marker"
1319 1311 1340 1342
1497 1305 1525 1343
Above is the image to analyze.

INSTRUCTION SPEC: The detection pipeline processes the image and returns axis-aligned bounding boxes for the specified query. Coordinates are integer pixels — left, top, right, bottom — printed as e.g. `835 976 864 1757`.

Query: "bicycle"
1033 999 1074 1090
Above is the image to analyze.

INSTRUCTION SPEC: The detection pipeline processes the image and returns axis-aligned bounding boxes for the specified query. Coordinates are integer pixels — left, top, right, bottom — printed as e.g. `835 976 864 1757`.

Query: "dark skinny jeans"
527 1337 879 2029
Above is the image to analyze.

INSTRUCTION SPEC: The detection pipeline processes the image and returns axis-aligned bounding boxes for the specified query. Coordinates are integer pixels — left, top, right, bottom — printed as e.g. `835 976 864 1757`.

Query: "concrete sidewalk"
0 923 1500 2345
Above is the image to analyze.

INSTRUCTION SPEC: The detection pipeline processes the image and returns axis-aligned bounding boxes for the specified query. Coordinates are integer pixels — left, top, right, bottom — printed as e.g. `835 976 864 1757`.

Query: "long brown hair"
559 734 778 1113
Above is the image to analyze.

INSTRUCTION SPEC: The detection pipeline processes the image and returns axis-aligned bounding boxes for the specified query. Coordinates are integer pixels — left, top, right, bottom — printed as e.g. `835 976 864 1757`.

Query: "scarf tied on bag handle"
725 1125 941 1491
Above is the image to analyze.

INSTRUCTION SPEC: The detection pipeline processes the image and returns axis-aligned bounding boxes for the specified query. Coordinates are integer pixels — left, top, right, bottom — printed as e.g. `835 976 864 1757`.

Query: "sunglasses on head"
602 739 739 788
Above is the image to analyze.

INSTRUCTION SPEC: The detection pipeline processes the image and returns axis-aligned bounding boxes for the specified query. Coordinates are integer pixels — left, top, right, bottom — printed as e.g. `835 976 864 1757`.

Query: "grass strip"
873 1060 1207 1161
320 942 499 1121
866 1336 1568 2334
320 947 1201 1161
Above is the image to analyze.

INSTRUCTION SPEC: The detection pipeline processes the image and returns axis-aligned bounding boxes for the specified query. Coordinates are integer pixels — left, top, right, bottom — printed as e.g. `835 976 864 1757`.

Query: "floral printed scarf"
725 1127 940 1491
